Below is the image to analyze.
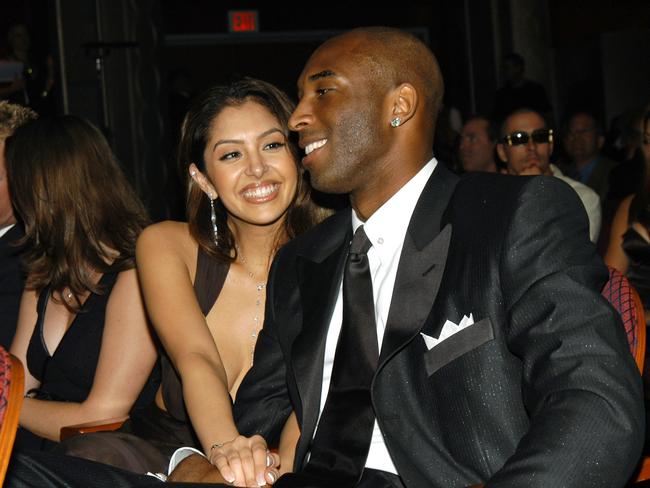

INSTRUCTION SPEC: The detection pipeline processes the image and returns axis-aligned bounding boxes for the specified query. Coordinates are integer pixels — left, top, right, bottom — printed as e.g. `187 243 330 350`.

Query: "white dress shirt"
550 164 601 243
316 158 437 474
0 223 14 239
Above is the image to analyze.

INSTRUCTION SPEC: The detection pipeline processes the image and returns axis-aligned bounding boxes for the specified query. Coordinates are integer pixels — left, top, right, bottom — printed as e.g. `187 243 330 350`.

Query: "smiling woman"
54 78 329 485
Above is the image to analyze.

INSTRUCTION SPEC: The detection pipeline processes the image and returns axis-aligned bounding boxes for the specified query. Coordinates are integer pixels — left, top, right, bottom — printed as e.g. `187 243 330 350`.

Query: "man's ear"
388 83 417 127
597 134 605 150
189 163 217 199
496 143 508 163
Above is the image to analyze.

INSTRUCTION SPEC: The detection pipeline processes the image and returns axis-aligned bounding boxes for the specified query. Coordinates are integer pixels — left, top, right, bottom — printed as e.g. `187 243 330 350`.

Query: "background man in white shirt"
496 108 601 243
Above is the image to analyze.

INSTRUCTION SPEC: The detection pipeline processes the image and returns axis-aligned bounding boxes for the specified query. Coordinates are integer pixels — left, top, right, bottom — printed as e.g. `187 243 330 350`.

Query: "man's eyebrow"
307 70 337 82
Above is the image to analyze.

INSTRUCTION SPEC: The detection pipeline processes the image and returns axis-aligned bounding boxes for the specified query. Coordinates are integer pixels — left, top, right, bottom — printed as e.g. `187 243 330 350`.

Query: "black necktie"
303 225 379 485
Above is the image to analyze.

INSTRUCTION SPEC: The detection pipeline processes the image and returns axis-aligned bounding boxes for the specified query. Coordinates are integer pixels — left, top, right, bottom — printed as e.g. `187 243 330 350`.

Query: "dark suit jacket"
586 156 619 201
234 164 644 487
561 156 619 201
0 224 25 349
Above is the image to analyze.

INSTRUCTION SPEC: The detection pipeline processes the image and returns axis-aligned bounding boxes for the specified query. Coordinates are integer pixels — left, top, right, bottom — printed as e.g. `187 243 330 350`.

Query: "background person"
560 110 619 201
458 115 499 173
6 115 159 451
497 108 601 243
0 100 36 348
492 52 551 124
0 24 55 115
605 107 650 313
604 105 650 457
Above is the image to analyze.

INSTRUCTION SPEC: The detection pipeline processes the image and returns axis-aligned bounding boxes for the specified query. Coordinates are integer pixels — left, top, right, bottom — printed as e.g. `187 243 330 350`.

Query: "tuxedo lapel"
291 211 350 463
379 164 459 365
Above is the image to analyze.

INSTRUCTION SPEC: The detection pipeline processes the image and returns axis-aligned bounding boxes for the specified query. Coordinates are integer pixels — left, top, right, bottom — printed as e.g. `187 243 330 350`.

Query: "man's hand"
209 435 280 486
167 454 227 483
168 450 280 486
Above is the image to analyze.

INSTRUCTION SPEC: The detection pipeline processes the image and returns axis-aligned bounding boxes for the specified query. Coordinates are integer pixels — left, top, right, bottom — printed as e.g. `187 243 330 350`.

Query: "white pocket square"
421 313 474 350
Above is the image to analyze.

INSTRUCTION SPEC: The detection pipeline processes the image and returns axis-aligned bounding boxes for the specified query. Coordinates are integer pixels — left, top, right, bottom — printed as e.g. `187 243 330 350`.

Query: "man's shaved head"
316 27 444 127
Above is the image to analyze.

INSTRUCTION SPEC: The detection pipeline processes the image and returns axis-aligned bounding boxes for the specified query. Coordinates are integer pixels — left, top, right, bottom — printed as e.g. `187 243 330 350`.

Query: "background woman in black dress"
6 115 158 450
606 106 650 313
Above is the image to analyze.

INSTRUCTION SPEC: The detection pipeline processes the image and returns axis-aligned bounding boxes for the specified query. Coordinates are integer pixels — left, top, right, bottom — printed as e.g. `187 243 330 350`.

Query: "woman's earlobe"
188 163 218 199
188 163 199 180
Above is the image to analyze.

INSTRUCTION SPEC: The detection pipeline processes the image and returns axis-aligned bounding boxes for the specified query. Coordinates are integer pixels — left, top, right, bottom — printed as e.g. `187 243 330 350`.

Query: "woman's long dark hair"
5 115 150 311
629 108 650 230
179 77 324 262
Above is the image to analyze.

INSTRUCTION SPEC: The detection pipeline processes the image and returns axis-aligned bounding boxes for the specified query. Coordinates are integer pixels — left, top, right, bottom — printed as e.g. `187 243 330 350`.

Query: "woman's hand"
209 434 280 487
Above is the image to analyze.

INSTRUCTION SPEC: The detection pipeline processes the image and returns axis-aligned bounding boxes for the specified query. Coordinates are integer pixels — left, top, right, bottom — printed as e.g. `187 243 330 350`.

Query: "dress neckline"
38 272 114 358
625 226 650 246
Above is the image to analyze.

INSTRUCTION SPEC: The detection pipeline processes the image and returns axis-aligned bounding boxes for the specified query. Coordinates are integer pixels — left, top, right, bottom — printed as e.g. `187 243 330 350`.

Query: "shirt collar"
0 223 15 239
578 156 599 182
351 158 437 255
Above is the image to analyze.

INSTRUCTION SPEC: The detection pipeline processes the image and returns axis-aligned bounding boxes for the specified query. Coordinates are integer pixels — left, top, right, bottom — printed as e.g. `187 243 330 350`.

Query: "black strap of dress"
194 246 229 315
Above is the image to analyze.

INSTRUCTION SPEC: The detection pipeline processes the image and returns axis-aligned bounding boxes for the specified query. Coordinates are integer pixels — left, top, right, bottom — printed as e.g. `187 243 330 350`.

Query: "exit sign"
229 10 259 32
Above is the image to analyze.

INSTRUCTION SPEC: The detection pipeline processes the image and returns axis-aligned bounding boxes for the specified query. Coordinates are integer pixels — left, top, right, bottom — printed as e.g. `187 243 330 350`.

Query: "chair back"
602 266 646 372
0 346 24 484
602 267 649 484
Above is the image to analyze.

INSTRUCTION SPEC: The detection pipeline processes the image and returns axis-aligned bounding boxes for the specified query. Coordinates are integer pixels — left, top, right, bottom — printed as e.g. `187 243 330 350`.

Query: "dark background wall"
1 0 649 220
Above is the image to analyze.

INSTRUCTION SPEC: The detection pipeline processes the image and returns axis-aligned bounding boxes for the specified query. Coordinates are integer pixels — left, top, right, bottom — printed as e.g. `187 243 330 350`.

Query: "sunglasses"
501 129 553 147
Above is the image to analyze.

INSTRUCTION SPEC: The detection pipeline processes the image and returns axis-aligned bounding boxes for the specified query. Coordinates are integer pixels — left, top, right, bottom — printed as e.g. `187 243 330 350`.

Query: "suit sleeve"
232 249 293 447
487 176 644 487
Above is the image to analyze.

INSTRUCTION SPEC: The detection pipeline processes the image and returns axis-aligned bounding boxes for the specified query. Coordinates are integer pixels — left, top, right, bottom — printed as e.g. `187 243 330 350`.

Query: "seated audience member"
433 103 461 169
5 115 159 451
604 107 643 165
53 78 328 484
458 116 500 173
607 108 645 201
5 27 644 488
605 107 650 313
605 106 650 455
0 23 56 115
497 108 601 243
0 101 36 348
492 52 551 124
561 110 619 201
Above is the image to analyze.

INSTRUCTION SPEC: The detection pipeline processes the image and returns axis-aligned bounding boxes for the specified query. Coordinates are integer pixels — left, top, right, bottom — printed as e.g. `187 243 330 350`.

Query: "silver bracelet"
210 442 225 453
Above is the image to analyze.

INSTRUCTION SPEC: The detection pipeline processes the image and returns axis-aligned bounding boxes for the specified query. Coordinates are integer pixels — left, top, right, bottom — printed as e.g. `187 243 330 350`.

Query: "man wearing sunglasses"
497 109 601 243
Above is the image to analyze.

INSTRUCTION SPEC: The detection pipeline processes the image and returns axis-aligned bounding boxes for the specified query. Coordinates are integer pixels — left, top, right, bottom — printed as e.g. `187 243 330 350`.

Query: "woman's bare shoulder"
138 221 193 251
137 221 199 269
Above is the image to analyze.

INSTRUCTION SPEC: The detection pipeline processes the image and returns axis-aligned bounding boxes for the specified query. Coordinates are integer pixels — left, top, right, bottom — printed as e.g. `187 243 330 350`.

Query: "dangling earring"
390 117 402 128
208 192 218 246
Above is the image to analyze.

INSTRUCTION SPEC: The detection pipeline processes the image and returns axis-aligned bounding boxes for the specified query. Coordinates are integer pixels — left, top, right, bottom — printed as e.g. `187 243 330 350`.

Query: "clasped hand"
209 434 280 486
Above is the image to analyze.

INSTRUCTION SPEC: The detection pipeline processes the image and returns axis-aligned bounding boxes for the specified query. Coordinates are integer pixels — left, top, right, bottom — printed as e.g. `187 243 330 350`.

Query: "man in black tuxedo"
163 26 643 488
0 101 35 348
3 27 644 488
229 27 643 487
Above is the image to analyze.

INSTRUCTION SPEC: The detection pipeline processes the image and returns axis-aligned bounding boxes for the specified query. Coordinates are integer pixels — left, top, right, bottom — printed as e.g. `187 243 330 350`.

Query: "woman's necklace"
236 247 267 366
